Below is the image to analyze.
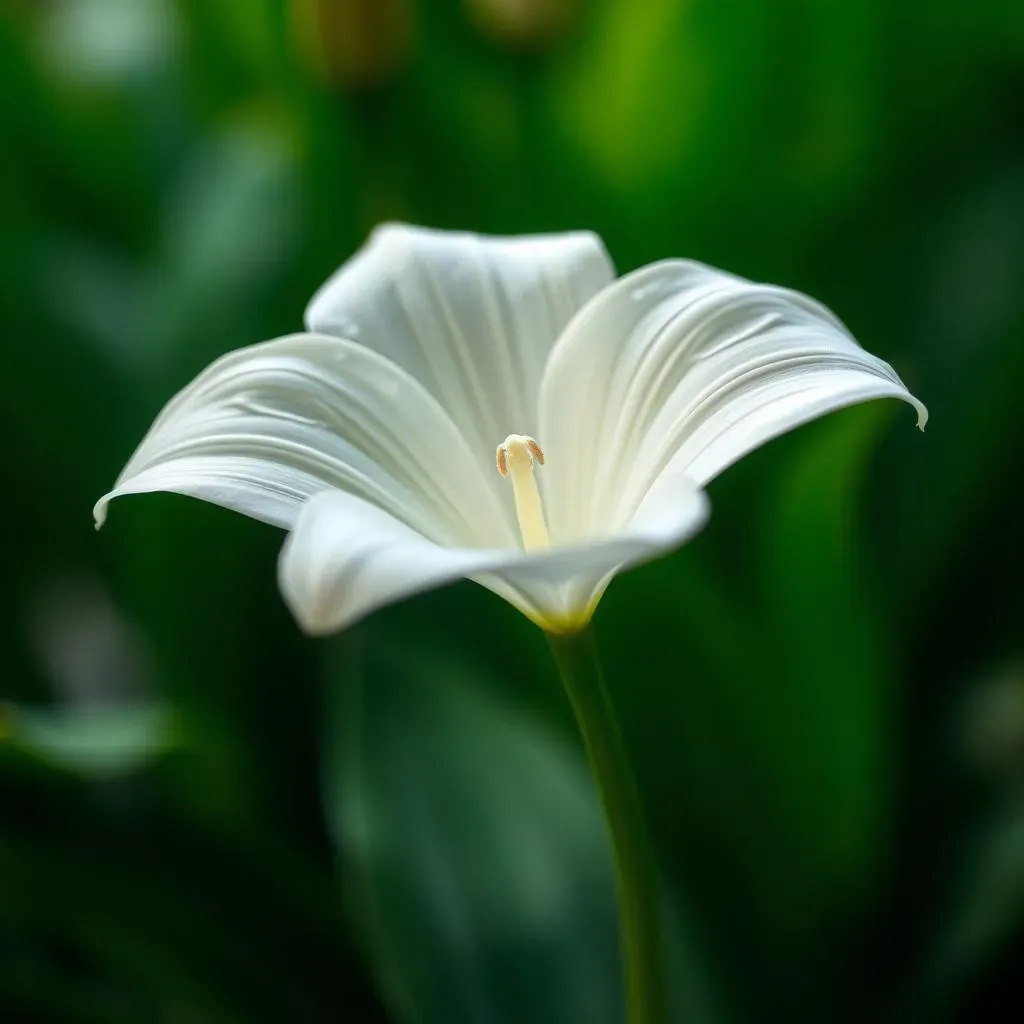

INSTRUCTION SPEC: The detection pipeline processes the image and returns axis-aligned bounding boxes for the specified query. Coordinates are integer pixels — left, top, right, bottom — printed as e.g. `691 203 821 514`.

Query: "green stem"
547 628 667 1024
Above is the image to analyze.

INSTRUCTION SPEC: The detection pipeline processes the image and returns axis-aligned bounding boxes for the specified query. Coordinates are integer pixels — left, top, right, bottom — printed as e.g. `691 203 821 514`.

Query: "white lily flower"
94 225 926 635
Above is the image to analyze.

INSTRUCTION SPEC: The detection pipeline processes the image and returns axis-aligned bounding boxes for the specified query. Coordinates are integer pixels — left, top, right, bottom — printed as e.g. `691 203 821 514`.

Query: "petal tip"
92 495 110 531
278 570 335 638
277 519 347 638
367 220 416 247
291 607 340 638
279 586 342 638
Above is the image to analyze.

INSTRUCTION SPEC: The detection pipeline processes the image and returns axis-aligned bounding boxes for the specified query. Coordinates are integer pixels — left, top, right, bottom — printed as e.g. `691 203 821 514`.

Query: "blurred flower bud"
463 0 584 50
28 575 152 706
290 0 415 90
963 665 1024 783
41 0 179 86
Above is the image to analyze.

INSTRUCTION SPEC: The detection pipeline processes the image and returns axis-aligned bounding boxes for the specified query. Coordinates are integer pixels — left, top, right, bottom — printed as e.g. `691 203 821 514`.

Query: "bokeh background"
2 1 1023 1021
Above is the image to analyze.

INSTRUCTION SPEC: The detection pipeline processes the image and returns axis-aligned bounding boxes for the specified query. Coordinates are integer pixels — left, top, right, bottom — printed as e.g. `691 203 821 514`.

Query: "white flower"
94 225 926 635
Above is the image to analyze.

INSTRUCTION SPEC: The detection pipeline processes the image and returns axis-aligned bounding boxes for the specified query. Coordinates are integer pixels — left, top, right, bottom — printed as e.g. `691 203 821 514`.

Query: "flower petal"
305 224 615 469
279 472 709 635
94 333 515 547
539 260 927 536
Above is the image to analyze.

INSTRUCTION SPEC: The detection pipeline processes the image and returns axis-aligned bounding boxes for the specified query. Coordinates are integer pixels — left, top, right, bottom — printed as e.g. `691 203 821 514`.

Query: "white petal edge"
278 471 710 636
539 260 927 537
305 223 615 475
94 332 515 549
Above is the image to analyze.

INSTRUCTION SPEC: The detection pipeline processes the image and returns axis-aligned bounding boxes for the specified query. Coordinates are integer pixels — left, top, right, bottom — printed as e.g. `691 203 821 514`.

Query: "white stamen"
496 434 550 550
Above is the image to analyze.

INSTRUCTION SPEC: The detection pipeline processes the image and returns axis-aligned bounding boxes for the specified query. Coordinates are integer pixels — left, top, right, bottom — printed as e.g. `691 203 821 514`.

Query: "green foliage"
1 701 177 777
1 0 1022 1020
326 637 627 1024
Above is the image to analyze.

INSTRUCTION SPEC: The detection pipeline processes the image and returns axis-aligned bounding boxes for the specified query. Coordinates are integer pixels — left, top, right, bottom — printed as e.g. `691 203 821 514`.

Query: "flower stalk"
548 628 667 1024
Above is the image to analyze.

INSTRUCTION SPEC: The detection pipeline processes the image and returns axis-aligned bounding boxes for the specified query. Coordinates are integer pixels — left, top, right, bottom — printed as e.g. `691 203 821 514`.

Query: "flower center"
496 434 550 551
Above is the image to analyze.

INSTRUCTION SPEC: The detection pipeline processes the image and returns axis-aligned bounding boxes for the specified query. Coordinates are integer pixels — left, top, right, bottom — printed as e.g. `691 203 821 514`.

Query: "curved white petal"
305 224 615 474
540 260 927 536
94 333 514 548
279 472 709 635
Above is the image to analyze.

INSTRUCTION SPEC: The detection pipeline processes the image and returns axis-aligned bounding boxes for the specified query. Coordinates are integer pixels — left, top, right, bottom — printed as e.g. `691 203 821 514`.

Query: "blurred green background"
2 0 1024 1021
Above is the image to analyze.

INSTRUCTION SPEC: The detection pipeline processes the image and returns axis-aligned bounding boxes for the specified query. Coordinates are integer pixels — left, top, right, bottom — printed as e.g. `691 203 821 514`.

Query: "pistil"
496 434 550 551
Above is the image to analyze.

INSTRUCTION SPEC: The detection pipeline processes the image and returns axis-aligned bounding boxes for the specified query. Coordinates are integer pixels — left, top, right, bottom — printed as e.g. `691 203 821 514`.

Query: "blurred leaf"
0 701 177 777
595 405 899 1021
902 798 1024 1023
324 636 623 1024
549 0 711 199
0 822 366 1024
883 162 1024 611
323 633 723 1024
760 404 896 898
149 117 303 366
